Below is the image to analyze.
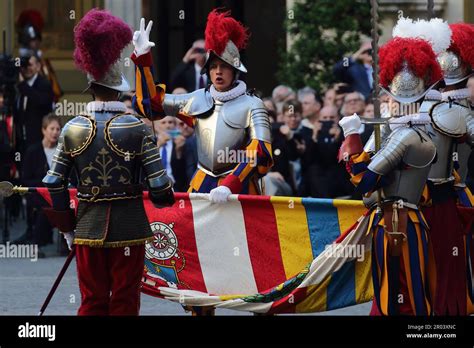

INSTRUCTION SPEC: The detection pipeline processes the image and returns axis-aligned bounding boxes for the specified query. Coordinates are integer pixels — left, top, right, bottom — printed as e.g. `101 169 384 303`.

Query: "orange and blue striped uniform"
347 151 434 316
131 52 273 194
453 169 474 314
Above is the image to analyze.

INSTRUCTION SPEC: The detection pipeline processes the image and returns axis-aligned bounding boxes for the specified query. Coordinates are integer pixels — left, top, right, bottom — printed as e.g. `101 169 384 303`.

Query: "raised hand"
133 18 155 57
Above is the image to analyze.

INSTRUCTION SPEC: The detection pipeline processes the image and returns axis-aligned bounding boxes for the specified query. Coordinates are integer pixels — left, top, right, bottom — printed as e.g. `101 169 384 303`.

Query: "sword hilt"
0 181 31 197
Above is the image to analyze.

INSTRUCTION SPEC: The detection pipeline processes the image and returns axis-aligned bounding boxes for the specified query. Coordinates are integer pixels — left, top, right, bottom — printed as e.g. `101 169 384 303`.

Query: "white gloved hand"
339 113 362 137
209 186 232 204
133 18 155 57
62 232 74 251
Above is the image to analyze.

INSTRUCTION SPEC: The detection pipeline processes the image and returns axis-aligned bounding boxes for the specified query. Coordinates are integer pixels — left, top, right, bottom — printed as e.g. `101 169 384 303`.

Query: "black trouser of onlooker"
307 164 354 198
26 196 53 246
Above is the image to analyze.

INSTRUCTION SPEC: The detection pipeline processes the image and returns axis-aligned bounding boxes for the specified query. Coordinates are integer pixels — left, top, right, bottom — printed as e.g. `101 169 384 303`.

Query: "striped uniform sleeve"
131 52 166 120
131 52 196 128
341 134 387 196
220 139 274 194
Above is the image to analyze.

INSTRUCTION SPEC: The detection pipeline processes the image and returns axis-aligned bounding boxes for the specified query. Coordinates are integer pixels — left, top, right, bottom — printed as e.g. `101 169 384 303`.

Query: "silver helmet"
437 50 473 86
86 61 130 92
381 63 438 104
201 40 247 75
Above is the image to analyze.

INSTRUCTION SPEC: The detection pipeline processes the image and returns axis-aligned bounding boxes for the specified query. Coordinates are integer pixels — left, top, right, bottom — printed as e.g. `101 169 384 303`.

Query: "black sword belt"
77 184 143 201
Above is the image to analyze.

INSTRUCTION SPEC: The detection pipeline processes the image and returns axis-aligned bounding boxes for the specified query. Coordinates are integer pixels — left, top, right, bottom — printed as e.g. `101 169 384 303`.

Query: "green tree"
277 0 374 92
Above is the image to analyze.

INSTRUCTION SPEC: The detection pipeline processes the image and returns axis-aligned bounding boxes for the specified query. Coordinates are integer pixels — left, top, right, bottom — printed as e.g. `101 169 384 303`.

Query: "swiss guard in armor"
41 9 174 316
338 26 443 315
131 10 273 203
420 21 474 315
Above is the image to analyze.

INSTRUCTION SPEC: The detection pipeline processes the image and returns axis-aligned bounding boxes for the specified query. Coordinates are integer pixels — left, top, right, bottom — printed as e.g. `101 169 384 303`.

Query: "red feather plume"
449 23 474 68
379 37 442 88
17 9 44 32
205 9 249 55
73 9 132 80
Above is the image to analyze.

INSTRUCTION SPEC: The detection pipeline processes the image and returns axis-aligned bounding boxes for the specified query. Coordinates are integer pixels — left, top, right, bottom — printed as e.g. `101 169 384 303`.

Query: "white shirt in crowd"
161 139 175 183
43 146 55 169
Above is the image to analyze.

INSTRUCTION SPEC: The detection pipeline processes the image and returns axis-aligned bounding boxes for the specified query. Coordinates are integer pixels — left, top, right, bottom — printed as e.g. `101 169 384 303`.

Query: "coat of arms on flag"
144 221 187 289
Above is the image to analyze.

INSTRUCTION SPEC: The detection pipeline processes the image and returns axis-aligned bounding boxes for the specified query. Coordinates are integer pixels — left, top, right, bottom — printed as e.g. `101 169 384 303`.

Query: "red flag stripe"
240 195 287 292
267 286 307 314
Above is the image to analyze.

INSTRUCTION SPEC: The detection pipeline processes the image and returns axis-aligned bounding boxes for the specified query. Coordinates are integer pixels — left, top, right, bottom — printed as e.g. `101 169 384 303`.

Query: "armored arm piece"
342 129 416 196
41 124 77 232
139 125 175 207
131 52 209 128
219 99 274 194
368 129 410 176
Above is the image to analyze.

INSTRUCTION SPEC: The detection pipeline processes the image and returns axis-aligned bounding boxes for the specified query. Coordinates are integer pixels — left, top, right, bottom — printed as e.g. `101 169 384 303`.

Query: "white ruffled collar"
86 101 127 113
441 88 470 101
210 80 247 102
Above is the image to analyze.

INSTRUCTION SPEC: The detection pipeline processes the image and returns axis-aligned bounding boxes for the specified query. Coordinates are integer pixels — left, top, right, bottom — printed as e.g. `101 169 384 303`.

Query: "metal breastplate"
426 124 457 183
368 127 436 205
381 165 432 205
195 98 251 176
430 101 468 137
70 112 144 195
442 96 473 185
427 100 470 183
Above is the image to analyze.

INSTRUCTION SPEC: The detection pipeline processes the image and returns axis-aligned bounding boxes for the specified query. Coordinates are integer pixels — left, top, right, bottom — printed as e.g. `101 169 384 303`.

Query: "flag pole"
369 0 384 210
427 0 434 20
0 181 243 202
38 247 76 316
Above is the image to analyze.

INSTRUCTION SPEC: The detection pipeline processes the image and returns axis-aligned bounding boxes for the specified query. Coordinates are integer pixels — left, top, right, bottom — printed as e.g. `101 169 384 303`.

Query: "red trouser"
75 244 145 316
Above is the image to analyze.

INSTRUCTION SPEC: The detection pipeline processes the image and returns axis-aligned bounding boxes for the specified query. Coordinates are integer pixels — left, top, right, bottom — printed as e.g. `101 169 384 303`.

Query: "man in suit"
156 116 187 192
333 41 373 100
177 120 198 186
15 53 54 152
169 39 208 92
265 121 299 196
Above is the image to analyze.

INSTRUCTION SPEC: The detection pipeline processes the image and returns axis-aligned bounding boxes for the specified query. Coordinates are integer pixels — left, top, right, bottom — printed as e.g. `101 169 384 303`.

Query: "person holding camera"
306 105 353 198
333 41 373 99
170 39 208 92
